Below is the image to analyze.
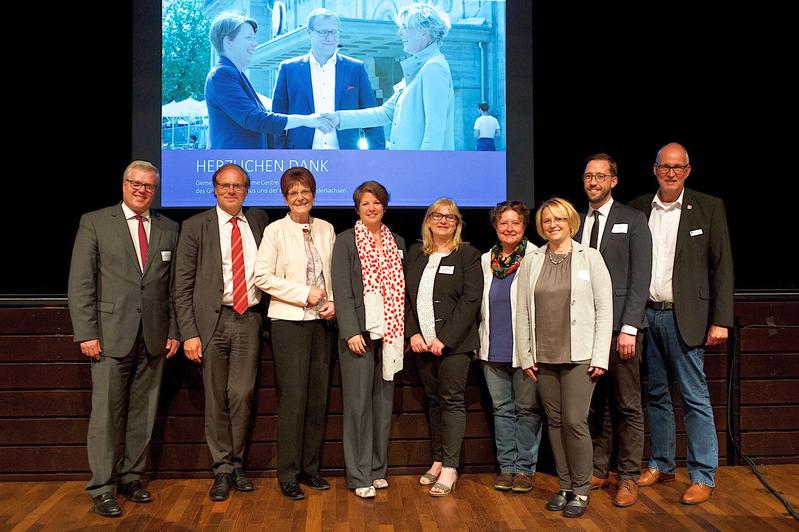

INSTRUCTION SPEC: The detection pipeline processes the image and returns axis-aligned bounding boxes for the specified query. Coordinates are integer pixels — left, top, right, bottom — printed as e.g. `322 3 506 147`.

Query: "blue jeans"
645 308 718 487
482 362 543 474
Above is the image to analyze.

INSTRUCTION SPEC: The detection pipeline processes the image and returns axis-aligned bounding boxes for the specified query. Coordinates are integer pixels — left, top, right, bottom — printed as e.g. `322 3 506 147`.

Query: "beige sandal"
373 478 389 489
429 478 457 497
419 472 439 486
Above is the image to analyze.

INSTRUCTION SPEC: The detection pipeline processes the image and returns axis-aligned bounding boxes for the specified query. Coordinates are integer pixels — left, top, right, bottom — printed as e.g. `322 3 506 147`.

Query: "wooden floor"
2 466 798 531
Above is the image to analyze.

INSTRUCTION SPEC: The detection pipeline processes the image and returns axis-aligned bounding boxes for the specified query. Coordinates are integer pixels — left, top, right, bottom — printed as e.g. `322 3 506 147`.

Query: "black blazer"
580 200 652 331
405 243 483 354
630 188 734 347
330 228 406 341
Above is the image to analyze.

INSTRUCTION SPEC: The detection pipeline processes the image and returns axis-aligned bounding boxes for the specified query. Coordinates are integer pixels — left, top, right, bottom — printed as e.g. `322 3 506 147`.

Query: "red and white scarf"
354 220 405 380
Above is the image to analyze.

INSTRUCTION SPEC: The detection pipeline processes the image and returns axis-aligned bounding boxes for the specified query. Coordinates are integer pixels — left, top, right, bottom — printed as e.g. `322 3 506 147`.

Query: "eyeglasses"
656 164 690 176
582 173 613 183
541 216 568 226
215 182 247 192
429 212 459 223
125 179 156 193
286 189 313 199
310 28 340 38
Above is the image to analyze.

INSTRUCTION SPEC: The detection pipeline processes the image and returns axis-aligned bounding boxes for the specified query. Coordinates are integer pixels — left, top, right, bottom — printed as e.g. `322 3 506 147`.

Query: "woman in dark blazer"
406 198 483 496
331 181 406 499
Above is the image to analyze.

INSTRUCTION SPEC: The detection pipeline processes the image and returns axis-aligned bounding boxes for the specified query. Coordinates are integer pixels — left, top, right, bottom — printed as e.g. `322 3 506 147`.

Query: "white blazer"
515 240 612 369
477 246 536 367
253 214 336 320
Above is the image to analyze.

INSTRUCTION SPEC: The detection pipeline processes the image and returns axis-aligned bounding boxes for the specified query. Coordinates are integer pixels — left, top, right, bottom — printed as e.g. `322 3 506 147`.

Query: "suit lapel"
206 209 224 284
599 203 618 254
300 57 314 110
244 209 265 246
142 212 163 278
675 189 694 262
111 204 143 275
334 54 346 109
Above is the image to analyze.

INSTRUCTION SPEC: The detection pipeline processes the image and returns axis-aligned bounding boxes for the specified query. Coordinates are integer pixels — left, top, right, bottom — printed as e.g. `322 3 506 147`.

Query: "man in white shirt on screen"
474 101 501 151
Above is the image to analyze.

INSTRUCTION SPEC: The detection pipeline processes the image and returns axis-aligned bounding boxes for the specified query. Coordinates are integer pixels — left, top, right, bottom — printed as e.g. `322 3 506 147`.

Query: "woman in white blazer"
253 167 336 500
515 197 612 518
477 201 543 494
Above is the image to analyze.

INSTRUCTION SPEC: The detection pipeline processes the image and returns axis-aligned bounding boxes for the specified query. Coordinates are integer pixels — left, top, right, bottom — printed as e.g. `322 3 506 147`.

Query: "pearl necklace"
547 248 571 265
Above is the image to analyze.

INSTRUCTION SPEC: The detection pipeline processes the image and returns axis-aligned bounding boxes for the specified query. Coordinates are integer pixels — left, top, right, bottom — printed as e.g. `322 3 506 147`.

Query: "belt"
647 300 674 311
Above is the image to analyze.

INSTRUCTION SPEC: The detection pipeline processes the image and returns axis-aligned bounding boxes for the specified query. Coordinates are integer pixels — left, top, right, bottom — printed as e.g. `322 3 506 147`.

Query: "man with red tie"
68 160 180 517
174 163 269 501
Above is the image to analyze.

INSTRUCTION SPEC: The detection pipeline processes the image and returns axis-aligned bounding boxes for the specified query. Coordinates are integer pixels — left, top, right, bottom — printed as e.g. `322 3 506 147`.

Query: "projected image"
161 0 507 206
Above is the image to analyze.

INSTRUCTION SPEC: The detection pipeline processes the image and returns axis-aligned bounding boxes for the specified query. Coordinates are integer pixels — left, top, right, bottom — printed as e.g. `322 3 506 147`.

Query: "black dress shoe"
93 492 122 517
299 474 330 490
232 468 255 492
209 473 233 501
279 481 305 500
563 496 589 518
545 490 575 511
118 480 152 503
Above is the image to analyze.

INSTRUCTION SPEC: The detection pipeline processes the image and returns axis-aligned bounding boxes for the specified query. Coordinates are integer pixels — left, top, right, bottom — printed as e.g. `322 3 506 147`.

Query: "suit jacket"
405 243 483 354
205 55 289 149
174 207 269 349
271 53 385 150
515 240 613 369
630 188 734 347
579 200 652 332
68 204 179 358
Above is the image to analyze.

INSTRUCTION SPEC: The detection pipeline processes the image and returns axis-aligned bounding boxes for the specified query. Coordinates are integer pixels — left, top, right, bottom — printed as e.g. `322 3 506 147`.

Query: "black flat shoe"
563 496 589 518
209 473 233 501
280 481 305 500
118 480 152 503
299 474 330 490
93 492 122 517
545 490 575 511
232 468 255 492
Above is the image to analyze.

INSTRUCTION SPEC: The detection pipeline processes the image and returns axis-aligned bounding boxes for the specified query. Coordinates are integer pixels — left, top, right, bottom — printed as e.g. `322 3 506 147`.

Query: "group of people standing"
68 141 733 520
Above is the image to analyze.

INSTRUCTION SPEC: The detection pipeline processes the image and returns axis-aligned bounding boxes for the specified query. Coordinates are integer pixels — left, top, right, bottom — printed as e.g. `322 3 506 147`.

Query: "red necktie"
230 218 248 315
135 214 149 269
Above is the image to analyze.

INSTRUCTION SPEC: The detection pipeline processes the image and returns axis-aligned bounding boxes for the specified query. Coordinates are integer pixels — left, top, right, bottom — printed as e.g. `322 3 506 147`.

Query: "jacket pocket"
699 288 711 300
614 288 628 296
98 301 115 314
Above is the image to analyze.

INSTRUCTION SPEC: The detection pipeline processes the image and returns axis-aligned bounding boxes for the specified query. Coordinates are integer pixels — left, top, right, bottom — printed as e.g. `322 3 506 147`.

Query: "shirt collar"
121 202 149 221
652 188 685 211
401 42 442 82
588 197 614 218
308 50 337 69
216 205 245 225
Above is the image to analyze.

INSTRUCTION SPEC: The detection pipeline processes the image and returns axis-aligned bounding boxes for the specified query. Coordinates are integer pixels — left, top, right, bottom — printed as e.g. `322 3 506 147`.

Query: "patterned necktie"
589 210 600 249
230 218 248 315
135 214 149 268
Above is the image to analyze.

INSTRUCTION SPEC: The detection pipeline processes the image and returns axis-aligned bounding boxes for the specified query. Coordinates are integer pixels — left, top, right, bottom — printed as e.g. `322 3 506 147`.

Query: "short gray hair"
123 160 160 184
397 3 451 45
209 11 258 55
306 8 339 30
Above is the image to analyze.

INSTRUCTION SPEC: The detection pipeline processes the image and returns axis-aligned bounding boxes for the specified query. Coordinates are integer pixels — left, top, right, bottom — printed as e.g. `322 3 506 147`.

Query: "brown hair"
489 200 530 229
280 167 316 197
353 180 389 208
584 152 618 176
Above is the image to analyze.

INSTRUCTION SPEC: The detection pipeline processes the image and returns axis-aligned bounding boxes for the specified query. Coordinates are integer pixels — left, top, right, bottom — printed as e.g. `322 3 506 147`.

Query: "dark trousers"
339 338 394 489
86 328 165 497
203 306 262 475
271 319 333 483
589 331 645 481
417 351 472 468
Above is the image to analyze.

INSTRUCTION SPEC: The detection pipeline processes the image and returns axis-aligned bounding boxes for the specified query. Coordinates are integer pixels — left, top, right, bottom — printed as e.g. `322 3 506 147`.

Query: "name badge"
439 265 455 275
611 223 628 234
161 251 172 261
578 269 591 281
398 249 404 259
690 229 704 237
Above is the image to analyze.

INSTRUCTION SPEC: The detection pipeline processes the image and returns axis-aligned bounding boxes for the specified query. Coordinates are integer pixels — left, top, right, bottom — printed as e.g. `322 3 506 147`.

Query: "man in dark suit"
271 8 385 150
68 160 180 517
630 142 734 505
579 153 652 507
175 163 268 502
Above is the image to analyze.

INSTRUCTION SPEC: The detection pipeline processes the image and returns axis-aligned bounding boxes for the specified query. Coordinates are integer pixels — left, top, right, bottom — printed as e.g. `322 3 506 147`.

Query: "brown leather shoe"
681 483 713 505
494 472 514 491
614 479 638 507
590 475 610 490
638 468 676 487
512 473 534 493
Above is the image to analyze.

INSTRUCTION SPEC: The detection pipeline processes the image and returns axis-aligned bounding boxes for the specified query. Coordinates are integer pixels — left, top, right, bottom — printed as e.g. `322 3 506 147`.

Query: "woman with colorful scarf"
331 181 406 499
477 201 544 494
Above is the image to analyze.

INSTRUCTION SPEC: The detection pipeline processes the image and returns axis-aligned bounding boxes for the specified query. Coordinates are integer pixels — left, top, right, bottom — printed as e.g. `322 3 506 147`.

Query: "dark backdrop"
4 1 794 295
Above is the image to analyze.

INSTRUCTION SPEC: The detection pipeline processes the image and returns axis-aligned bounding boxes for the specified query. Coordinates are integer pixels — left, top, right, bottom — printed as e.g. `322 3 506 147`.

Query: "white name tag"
578 269 591 281
690 229 704 237
611 223 628 234
161 251 172 261
439 265 455 275
398 249 404 259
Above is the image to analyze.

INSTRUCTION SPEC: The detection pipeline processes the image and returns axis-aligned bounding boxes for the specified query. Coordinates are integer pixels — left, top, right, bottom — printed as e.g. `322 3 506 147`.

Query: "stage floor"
2 465 798 530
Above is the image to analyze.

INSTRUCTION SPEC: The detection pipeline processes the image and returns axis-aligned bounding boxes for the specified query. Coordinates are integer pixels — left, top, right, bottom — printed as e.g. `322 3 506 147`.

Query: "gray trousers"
203 306 262 474
86 328 165 497
538 363 596 496
339 337 395 489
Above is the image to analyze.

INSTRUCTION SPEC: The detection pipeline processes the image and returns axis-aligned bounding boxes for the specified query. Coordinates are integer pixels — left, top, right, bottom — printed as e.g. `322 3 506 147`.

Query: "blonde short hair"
209 11 257 55
421 198 463 255
535 197 580 241
397 3 451 45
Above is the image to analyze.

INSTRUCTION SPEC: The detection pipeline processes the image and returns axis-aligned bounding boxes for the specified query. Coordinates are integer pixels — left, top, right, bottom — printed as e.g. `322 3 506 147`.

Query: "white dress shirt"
648 189 684 303
581 197 614 250
216 206 260 308
121 202 150 271
309 51 340 149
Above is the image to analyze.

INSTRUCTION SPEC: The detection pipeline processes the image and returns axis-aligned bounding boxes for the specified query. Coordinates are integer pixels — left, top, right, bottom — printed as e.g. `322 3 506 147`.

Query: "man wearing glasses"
578 153 652 507
630 143 734 505
271 8 385 150
68 161 180 517
174 163 269 502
